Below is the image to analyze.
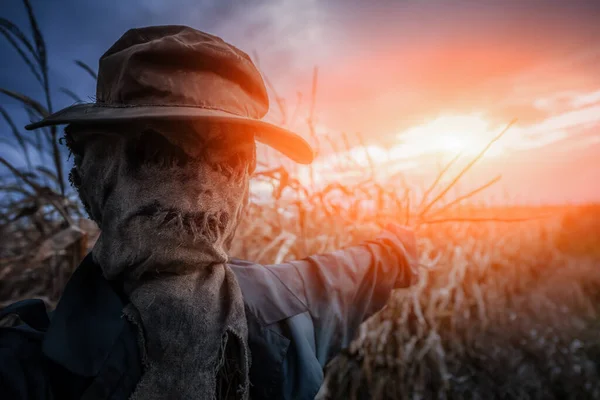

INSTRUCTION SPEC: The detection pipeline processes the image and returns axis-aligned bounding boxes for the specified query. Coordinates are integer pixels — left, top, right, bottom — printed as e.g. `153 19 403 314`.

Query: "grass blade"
0 137 18 151
75 60 98 81
427 175 502 218
0 156 41 192
35 166 60 185
0 17 37 59
0 106 32 169
0 25 42 84
22 0 47 74
420 214 553 224
420 119 517 218
0 88 48 117
418 151 463 211
59 87 82 103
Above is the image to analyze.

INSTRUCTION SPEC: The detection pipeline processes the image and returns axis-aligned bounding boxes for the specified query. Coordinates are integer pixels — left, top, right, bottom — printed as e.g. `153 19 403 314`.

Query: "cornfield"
2 1 600 399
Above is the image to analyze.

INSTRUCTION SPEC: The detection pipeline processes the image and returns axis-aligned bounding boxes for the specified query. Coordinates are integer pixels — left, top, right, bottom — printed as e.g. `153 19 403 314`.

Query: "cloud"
570 90 600 108
2 0 600 187
500 88 600 151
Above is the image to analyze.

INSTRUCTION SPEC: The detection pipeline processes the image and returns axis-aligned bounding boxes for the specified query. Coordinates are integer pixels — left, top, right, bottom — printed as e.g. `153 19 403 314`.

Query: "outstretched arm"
266 224 418 367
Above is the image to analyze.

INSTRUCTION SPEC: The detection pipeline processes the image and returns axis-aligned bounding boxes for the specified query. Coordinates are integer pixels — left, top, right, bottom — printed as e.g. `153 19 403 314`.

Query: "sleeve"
267 226 418 367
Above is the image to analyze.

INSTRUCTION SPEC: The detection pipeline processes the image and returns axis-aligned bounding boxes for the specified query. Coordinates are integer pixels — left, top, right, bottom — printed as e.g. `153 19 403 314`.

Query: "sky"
1 0 600 205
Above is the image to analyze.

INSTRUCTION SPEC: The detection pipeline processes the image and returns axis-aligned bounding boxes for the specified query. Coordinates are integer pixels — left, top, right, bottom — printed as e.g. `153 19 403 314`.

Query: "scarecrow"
1 26 418 400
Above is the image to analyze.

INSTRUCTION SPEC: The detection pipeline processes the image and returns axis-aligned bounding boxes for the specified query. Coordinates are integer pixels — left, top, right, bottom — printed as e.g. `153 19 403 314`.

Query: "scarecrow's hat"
26 25 314 164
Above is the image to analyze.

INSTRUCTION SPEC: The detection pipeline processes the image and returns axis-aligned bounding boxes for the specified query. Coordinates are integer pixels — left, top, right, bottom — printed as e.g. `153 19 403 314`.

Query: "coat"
0 230 415 399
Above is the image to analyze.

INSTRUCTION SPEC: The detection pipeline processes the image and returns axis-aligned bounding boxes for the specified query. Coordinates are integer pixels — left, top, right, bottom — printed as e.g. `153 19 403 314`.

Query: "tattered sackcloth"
75 119 255 400
122 265 250 400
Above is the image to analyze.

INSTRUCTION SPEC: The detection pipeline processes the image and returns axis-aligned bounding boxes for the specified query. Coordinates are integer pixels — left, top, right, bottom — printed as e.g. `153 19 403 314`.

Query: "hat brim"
25 103 314 164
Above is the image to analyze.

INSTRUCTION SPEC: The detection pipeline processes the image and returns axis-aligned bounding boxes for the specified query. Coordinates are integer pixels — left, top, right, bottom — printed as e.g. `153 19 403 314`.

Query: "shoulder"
228 258 308 326
0 325 53 399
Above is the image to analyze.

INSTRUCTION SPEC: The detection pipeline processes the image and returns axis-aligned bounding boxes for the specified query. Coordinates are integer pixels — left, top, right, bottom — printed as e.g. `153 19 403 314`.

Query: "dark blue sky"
1 0 256 115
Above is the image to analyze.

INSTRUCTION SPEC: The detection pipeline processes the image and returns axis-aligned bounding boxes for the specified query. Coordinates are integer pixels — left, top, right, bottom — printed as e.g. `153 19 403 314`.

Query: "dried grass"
319 208 600 400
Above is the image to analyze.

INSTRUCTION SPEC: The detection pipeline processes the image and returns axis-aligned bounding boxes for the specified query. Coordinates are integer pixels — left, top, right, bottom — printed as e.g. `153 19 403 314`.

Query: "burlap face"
69 121 254 279
67 121 255 399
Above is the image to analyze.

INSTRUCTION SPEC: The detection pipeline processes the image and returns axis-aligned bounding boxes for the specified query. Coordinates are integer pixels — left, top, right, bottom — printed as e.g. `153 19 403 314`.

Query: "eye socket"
224 153 244 171
213 152 246 180
126 130 191 170
225 141 256 174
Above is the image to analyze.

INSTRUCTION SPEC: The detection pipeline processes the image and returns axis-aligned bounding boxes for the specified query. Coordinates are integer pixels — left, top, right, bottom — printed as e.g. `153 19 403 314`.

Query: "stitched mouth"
133 201 229 241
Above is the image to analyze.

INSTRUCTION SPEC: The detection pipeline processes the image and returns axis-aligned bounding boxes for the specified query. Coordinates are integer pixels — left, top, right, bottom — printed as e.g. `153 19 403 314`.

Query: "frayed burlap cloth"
123 265 250 400
76 122 255 399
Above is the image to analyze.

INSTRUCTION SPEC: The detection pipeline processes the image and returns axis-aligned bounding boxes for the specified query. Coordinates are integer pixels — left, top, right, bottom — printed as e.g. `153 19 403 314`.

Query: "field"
316 204 600 399
2 1 600 399
2 188 600 399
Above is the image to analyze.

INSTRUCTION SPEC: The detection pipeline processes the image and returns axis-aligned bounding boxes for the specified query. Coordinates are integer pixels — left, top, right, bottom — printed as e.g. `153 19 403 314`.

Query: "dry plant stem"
0 105 32 169
251 51 286 125
427 174 502 218
0 0 68 195
0 19 42 83
59 88 82 103
0 88 47 117
75 59 98 80
418 151 463 211
421 215 555 224
419 119 517 219
22 0 65 196
306 66 319 191
0 156 42 192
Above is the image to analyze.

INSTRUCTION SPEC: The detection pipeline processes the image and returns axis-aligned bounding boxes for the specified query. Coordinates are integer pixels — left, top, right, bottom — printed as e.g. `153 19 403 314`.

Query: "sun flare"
290 113 508 189
399 114 500 157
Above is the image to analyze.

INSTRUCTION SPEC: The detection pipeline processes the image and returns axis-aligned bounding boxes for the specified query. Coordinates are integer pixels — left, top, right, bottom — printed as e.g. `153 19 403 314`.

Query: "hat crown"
95 25 269 119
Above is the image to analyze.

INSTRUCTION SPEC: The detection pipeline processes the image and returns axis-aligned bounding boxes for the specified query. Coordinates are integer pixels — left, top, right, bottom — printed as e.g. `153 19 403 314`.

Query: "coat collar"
42 253 127 377
42 254 307 378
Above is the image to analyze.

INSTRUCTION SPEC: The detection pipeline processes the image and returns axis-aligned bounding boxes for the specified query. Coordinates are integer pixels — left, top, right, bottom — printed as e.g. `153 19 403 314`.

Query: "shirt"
2 230 415 400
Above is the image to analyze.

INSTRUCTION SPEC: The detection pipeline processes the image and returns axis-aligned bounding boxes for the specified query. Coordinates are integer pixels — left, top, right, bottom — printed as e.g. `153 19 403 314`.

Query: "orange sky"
244 1 600 204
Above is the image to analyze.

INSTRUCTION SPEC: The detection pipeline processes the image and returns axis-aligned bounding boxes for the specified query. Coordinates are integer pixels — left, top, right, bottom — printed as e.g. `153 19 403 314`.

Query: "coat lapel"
42 253 127 377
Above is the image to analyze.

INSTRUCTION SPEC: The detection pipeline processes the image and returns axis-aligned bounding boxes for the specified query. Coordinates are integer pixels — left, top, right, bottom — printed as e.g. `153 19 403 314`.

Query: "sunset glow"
290 114 504 188
1 0 599 204
398 115 499 157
